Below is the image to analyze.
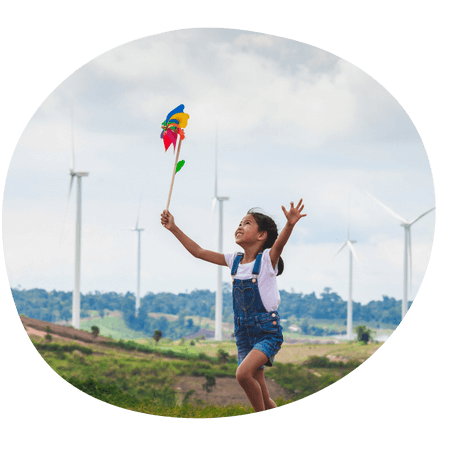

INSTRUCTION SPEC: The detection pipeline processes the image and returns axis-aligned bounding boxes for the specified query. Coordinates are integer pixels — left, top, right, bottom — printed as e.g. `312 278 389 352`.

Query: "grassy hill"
24 315 383 418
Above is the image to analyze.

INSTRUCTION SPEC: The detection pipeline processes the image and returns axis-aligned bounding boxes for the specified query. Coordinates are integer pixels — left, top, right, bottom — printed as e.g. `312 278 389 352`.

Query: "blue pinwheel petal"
165 104 184 124
160 130 164 139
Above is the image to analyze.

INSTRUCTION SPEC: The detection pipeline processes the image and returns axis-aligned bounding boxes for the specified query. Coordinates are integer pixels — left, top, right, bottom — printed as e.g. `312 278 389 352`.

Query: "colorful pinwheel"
161 104 189 152
161 104 190 210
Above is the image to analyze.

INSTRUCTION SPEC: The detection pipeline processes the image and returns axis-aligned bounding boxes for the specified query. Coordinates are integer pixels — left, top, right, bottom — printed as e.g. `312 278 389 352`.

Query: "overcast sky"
3 28 436 305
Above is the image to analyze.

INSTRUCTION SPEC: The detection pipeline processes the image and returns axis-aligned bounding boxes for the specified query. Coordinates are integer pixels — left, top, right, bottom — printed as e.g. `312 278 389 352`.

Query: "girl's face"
235 214 266 246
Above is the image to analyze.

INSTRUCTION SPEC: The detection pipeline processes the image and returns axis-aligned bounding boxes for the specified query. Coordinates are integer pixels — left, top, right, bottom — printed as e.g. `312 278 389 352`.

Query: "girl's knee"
236 366 252 385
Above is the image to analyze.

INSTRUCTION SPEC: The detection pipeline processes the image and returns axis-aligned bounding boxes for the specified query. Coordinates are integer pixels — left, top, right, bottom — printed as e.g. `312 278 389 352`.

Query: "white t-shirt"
224 248 281 312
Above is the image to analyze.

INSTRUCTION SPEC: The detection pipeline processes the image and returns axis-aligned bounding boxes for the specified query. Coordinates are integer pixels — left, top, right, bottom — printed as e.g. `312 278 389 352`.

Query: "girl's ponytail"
248 208 284 276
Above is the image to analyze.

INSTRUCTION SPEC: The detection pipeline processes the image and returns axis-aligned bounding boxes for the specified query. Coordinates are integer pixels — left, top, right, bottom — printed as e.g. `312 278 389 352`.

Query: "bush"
354 325 375 343
91 325 100 338
202 375 216 393
217 349 230 364
303 355 361 369
33 341 93 355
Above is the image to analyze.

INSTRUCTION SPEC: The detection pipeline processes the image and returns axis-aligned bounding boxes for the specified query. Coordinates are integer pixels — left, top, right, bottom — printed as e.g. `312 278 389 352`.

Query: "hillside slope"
20 316 292 408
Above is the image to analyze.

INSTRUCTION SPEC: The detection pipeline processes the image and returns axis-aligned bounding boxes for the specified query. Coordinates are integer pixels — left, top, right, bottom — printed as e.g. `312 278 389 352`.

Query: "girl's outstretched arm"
269 199 307 269
161 210 227 266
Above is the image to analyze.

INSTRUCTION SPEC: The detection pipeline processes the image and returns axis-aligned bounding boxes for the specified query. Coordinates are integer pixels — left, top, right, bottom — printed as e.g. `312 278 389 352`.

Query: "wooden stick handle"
166 135 182 211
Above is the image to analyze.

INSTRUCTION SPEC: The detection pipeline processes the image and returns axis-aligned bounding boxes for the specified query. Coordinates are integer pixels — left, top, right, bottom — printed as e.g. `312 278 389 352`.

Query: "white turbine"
366 191 435 319
62 104 89 329
211 126 229 341
331 191 359 340
126 201 144 314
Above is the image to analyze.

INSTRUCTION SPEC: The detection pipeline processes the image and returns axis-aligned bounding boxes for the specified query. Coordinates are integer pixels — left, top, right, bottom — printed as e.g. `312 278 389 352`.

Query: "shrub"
202 375 216 393
217 349 230 364
91 325 100 338
44 325 52 341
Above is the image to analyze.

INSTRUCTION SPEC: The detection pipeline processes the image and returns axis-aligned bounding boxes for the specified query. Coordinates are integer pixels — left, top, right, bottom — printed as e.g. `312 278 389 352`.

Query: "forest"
12 284 407 339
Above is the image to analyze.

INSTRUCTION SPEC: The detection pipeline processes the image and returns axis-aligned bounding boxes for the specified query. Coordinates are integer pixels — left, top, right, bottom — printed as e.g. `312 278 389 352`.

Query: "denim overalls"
231 252 284 367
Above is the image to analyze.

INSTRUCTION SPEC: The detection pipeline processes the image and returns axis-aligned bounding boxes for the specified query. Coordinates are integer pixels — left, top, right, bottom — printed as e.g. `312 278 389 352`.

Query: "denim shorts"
235 312 284 368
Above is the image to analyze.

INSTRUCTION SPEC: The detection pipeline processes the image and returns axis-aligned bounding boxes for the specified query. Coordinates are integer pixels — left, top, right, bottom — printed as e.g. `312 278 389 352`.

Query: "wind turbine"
366 192 435 319
210 126 229 341
126 201 144 314
62 104 89 329
331 191 359 340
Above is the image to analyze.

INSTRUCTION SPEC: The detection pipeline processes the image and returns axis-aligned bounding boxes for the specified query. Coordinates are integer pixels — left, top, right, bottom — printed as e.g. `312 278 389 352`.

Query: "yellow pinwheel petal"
169 112 190 128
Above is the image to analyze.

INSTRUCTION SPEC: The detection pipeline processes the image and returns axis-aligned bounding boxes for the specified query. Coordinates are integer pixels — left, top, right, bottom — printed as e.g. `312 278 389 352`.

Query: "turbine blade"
409 207 435 226
330 241 347 261
60 175 75 242
347 240 360 264
365 191 407 223
408 228 412 299
210 197 217 221
70 102 75 172
347 186 352 240
214 124 218 198
136 197 142 229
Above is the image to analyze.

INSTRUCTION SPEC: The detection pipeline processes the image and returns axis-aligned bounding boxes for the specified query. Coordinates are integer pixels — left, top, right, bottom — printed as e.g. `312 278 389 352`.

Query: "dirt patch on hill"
20 316 113 344
173 375 293 406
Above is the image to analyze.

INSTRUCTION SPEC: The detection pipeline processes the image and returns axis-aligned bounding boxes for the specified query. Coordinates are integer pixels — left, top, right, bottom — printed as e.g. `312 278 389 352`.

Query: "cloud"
234 33 275 48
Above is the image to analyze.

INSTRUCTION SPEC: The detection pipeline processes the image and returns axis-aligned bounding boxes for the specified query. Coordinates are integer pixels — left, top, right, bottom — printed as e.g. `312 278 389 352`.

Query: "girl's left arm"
269 199 307 269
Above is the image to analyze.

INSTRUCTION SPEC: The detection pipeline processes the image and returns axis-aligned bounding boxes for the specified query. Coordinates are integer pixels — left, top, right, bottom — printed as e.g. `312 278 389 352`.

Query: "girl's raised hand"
281 199 307 226
161 209 175 230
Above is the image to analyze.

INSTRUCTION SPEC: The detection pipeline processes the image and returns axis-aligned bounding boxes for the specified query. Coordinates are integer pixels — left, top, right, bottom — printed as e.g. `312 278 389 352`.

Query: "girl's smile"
235 214 264 244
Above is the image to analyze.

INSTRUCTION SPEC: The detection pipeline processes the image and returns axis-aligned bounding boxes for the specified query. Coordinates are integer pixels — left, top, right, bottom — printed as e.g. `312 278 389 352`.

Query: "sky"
2 28 436 305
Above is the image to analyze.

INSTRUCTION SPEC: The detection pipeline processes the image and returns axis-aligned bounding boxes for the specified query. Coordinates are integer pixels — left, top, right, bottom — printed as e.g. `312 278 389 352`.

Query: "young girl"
160 199 306 412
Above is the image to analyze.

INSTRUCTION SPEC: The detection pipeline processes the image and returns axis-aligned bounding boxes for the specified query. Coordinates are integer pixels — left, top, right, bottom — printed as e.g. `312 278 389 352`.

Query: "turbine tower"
211 126 229 341
331 192 359 340
127 202 144 314
62 104 89 329
366 192 435 319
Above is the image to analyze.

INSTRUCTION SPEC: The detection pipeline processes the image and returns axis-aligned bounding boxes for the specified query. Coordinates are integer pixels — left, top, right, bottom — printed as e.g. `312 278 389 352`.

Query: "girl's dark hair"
248 208 284 276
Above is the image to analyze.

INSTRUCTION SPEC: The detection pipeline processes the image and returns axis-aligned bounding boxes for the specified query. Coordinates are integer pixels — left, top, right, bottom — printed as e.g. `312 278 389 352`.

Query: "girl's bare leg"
235 349 270 412
254 368 277 409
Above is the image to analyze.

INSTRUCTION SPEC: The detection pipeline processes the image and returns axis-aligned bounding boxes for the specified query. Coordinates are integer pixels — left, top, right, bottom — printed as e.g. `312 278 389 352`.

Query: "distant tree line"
11 285 409 335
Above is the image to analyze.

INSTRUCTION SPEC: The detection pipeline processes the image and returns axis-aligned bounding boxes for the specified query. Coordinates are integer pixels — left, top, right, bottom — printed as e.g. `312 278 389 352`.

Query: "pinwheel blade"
170 112 189 128
165 104 185 124
163 129 178 151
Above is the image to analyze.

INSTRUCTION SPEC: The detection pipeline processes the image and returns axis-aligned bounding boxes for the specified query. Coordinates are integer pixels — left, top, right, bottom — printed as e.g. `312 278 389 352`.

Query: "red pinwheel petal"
167 129 178 147
162 129 178 151
163 133 172 151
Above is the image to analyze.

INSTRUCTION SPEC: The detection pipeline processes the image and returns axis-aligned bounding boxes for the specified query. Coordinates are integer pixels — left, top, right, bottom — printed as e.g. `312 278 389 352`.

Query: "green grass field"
31 328 383 418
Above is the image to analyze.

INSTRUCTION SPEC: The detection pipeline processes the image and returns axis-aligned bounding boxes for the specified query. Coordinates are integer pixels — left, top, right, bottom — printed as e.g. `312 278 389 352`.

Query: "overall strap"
231 252 263 284
231 253 244 277
252 252 264 277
